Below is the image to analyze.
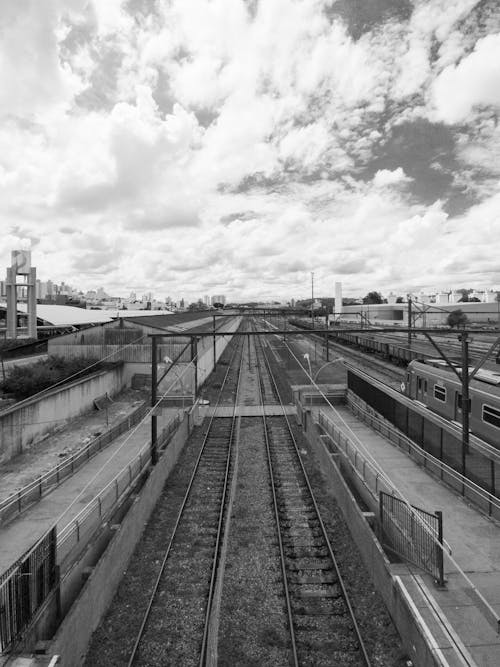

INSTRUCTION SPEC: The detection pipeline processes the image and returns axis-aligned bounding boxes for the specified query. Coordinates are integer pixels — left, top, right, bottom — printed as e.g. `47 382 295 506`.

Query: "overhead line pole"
311 272 314 322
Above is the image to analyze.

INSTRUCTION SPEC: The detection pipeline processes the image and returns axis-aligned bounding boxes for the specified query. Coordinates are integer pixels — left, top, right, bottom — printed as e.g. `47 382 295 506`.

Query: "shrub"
0 356 105 400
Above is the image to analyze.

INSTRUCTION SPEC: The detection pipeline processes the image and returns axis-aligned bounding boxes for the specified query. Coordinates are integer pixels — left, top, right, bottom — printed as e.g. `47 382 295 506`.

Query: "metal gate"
0 527 57 653
379 492 444 587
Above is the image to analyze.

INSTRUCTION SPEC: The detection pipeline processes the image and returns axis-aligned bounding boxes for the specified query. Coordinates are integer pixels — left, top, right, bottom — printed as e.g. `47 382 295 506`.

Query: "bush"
446 309 468 328
0 355 105 400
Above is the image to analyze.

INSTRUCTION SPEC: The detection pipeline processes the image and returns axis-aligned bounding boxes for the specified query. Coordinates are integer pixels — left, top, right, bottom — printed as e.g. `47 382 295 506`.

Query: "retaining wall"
0 365 126 464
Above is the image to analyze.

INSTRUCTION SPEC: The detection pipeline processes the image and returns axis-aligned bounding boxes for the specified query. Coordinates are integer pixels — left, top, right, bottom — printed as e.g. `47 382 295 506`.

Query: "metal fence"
347 369 500 504
0 527 57 653
0 402 149 526
58 415 180 565
347 390 500 519
379 492 444 586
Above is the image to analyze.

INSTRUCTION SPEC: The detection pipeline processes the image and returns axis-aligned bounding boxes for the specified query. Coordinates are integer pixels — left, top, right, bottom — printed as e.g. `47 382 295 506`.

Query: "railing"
0 527 57 653
317 410 399 500
346 390 500 518
0 402 149 526
57 415 180 562
380 492 444 586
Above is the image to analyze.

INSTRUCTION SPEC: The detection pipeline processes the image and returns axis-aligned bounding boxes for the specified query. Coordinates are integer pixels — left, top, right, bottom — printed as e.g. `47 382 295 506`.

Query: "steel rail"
259 321 372 666
199 320 248 665
253 325 299 666
126 330 244 666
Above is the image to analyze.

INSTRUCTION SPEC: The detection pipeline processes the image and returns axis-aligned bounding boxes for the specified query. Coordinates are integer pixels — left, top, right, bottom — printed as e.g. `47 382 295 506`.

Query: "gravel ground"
263 336 409 666
0 387 148 503
217 342 291 666
84 328 408 666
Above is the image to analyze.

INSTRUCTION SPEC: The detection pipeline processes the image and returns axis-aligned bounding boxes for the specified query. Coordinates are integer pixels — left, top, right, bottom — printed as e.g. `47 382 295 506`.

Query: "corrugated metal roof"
123 311 216 332
13 304 114 326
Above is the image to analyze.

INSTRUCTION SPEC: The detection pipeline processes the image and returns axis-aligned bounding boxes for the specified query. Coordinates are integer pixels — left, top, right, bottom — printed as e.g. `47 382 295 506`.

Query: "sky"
1 0 500 303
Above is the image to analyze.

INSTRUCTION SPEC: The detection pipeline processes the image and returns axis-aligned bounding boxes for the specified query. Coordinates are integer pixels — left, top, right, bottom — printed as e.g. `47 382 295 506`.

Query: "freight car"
403 359 500 449
289 319 433 366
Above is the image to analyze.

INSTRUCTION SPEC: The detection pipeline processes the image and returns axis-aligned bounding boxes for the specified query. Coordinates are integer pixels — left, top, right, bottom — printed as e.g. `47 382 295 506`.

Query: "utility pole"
325 312 329 361
311 272 314 322
213 314 217 371
460 332 470 479
408 295 412 348
150 337 158 465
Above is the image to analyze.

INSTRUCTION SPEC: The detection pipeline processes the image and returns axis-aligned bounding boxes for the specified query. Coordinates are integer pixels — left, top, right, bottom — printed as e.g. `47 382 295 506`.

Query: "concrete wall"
0 365 126 463
302 408 443 667
156 316 242 397
46 407 196 666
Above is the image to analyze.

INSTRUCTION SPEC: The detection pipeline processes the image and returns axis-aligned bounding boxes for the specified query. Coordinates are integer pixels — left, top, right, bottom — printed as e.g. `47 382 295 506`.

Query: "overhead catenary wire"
51 347 201 529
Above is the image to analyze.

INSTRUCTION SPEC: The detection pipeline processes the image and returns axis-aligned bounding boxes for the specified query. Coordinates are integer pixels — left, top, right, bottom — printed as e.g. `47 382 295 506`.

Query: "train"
289 318 434 366
403 359 500 448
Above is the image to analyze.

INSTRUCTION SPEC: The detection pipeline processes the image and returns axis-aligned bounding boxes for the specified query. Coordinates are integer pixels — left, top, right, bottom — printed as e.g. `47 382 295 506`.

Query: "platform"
314 403 500 667
203 404 297 417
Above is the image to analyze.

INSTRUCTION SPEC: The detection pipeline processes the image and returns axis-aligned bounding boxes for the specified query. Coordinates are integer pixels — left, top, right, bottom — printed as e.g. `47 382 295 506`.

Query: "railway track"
86 319 403 665
125 331 244 666
256 334 370 666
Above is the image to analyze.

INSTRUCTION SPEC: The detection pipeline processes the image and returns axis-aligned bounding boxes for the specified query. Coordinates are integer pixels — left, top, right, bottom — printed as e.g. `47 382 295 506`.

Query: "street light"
313 357 346 383
303 352 312 378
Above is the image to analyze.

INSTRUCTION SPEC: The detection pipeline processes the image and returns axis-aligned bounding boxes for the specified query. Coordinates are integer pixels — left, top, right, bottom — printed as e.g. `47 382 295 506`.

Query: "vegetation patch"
0 355 112 400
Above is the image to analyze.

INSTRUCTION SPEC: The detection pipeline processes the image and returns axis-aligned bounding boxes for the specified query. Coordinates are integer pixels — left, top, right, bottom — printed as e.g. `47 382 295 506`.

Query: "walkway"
317 403 500 666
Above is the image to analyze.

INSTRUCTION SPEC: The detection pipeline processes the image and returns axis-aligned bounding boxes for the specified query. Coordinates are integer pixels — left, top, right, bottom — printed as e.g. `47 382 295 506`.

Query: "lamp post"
303 352 312 378
313 357 346 383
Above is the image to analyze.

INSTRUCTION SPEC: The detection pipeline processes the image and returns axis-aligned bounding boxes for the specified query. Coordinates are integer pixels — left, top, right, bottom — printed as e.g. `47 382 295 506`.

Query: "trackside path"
0 407 181 574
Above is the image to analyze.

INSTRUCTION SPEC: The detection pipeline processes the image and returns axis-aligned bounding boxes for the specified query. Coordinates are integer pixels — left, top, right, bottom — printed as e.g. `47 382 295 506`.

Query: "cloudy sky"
1 0 499 302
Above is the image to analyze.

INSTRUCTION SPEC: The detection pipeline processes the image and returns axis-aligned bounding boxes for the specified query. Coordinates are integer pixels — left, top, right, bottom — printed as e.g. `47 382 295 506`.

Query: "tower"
334 282 342 316
6 250 37 339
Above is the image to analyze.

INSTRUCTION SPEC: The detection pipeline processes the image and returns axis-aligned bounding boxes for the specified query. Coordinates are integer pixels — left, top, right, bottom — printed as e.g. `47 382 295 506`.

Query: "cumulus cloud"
373 168 411 188
0 0 499 299
431 34 500 124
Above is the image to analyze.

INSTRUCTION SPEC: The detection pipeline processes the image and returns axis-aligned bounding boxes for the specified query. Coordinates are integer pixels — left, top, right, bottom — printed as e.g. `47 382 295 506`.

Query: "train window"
483 405 500 429
424 380 428 393
418 378 422 391
434 385 446 402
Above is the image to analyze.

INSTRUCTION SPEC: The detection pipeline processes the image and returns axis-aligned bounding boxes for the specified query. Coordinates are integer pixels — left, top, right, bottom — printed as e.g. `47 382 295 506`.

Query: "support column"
6 267 16 339
460 333 470 479
191 337 198 398
408 296 412 348
150 337 158 465
27 267 37 339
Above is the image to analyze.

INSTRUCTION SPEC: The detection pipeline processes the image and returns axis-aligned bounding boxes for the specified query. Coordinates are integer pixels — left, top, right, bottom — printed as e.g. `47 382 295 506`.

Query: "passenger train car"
403 359 500 448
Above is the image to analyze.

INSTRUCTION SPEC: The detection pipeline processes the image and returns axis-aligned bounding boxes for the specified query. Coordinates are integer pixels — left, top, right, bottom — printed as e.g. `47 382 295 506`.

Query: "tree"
362 291 384 304
396 296 404 303
447 309 468 328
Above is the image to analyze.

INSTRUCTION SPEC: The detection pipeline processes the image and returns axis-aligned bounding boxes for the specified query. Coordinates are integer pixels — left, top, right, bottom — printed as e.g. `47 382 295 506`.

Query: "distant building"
211 295 226 306
435 291 449 305
386 292 397 305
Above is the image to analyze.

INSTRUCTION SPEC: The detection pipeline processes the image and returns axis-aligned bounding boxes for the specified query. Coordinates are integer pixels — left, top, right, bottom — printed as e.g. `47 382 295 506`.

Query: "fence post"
435 510 445 588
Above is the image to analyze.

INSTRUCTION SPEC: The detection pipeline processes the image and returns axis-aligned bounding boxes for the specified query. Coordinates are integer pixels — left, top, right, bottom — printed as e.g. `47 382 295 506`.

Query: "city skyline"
1 2 499 301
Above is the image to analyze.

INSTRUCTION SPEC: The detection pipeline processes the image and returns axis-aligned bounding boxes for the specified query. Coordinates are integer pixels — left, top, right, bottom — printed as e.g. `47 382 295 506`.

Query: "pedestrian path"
316 403 500 666
0 408 180 574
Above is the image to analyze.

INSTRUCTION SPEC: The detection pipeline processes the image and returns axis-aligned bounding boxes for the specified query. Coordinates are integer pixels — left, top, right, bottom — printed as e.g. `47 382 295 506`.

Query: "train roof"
411 358 500 387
